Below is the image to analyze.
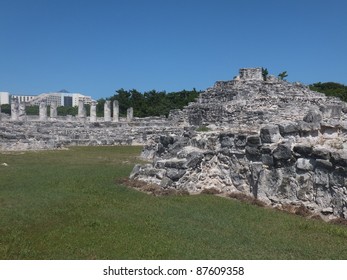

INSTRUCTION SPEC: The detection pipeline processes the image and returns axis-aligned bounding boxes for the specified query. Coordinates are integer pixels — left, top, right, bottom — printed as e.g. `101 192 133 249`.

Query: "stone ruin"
130 68 347 220
1 67 347 220
0 99 181 150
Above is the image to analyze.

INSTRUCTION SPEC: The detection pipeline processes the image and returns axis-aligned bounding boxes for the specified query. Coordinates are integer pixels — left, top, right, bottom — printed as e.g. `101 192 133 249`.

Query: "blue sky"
0 0 346 99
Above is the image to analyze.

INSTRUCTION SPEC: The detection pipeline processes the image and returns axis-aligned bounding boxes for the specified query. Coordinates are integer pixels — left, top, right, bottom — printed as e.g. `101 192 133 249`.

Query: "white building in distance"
0 92 10 105
0 90 94 107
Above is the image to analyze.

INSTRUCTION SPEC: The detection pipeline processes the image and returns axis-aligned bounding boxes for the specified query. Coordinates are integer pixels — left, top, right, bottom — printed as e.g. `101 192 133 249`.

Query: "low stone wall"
0 119 183 151
130 114 347 220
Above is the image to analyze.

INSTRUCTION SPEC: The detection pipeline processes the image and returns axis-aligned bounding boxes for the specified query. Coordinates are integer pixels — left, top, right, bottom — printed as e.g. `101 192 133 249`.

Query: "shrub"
196 125 210 132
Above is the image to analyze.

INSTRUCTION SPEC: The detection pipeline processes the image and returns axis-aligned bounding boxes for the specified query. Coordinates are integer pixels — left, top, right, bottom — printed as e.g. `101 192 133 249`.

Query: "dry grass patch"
228 192 266 207
120 178 189 197
329 217 347 226
200 187 221 195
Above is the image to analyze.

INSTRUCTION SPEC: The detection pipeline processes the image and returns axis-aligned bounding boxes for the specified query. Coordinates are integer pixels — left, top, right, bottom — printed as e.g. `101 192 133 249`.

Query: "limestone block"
261 154 274 167
316 159 333 170
320 104 342 119
260 125 281 143
234 135 247 148
312 147 330 160
278 122 299 137
166 168 186 181
160 177 173 188
273 144 292 161
239 68 263 81
303 109 322 123
293 144 312 157
164 159 187 169
219 133 234 148
330 152 347 167
184 152 203 169
296 158 314 171
246 135 261 146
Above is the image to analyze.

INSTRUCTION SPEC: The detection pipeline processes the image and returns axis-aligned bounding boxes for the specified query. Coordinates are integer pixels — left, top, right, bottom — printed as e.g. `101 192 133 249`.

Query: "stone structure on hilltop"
130 68 347 220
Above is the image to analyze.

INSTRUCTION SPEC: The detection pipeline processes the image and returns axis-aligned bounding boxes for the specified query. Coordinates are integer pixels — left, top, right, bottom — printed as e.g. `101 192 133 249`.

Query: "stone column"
18 102 27 121
90 101 97 122
104 100 111 122
78 100 86 119
113 100 119 122
39 102 47 121
11 99 19 121
127 107 133 122
50 102 57 119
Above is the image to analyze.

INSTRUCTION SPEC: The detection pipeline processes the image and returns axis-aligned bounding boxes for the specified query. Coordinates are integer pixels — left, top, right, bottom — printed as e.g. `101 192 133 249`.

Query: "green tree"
0 104 11 115
25 105 39 115
96 98 105 117
262 67 269 81
278 71 288 80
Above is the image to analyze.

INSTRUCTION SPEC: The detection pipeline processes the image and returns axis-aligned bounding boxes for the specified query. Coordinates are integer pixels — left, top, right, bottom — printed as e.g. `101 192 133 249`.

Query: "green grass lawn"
1 146 347 259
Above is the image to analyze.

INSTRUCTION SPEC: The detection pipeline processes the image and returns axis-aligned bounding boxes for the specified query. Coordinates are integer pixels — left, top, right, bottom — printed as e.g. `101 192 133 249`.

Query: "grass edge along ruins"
1 67 347 221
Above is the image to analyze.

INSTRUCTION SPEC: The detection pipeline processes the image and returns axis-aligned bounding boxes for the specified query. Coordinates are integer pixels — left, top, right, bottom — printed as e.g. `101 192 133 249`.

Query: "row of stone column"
87 100 133 122
9 99 134 122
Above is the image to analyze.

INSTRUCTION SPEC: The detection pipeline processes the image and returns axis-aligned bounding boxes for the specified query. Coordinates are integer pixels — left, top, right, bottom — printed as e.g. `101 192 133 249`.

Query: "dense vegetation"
309 82 347 102
99 88 200 117
1 146 347 259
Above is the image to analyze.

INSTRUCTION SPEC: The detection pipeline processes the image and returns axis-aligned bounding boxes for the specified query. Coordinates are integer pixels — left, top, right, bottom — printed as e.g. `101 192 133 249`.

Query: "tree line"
309 82 347 102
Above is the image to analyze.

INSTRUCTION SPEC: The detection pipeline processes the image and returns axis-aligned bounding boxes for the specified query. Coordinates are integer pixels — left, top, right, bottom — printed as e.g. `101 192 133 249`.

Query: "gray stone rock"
316 159 333 170
246 135 261 146
303 109 322 123
296 158 314 171
219 133 234 148
160 177 173 188
330 151 347 167
234 135 247 148
278 122 299 136
273 144 292 161
164 159 187 169
260 125 281 143
166 168 186 181
245 146 262 162
293 144 312 157
262 154 274 167
312 147 330 160
184 152 203 169
129 164 141 179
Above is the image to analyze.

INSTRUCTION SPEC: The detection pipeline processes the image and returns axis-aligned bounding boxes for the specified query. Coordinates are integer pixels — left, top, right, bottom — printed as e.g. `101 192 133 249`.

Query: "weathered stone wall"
0 119 182 151
130 115 347 219
129 68 347 220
